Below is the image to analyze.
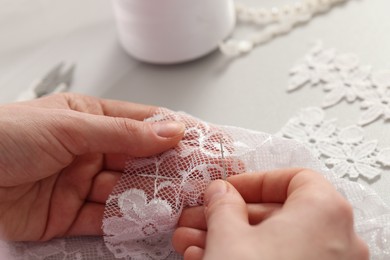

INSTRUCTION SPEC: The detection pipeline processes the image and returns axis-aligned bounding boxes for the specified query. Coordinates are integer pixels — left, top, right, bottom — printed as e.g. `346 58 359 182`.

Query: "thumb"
54 111 185 156
204 180 248 247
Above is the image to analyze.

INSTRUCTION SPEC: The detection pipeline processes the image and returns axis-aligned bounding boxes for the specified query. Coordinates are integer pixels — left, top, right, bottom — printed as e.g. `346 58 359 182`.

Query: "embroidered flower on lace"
277 106 336 158
288 41 336 90
103 189 175 259
359 87 390 125
278 107 390 180
288 41 390 125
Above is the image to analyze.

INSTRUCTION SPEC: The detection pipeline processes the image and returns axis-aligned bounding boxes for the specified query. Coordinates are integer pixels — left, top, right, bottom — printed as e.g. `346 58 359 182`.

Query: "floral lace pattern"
103 189 176 260
6 237 116 260
278 107 390 180
103 110 245 259
99 109 390 260
284 41 390 183
288 41 390 126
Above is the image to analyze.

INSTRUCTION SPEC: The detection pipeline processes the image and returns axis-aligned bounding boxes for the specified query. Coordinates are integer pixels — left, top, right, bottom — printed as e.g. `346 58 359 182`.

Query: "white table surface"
1 0 390 205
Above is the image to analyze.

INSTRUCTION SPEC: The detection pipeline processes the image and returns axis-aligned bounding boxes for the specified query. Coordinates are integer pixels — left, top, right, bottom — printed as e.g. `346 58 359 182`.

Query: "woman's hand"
173 168 369 260
0 93 185 241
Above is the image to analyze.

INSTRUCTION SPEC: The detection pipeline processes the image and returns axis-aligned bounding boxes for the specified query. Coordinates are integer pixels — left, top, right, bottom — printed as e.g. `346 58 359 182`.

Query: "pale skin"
0 93 185 241
173 169 370 260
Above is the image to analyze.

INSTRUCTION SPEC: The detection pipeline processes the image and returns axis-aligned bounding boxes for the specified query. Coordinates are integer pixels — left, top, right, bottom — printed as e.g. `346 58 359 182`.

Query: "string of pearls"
220 0 349 57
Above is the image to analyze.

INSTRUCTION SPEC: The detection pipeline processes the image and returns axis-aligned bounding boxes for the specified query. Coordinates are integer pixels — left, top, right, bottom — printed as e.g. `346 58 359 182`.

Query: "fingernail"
204 180 228 206
151 121 185 138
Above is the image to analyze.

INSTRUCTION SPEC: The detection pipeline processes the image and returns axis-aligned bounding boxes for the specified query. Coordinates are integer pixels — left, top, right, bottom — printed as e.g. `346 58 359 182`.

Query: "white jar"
111 0 236 64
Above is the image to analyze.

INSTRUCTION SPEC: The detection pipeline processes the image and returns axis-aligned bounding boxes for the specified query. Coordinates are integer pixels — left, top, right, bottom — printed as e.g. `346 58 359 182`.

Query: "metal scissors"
16 62 75 101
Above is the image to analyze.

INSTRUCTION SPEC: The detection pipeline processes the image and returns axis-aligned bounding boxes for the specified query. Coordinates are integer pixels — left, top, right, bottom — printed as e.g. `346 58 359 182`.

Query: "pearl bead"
235 3 245 13
319 0 331 5
237 41 253 53
247 8 258 23
271 7 281 22
318 4 331 12
238 10 251 23
264 24 281 37
277 21 294 34
296 12 313 23
219 40 241 57
249 32 272 44
258 9 272 24
282 5 292 16
294 2 305 13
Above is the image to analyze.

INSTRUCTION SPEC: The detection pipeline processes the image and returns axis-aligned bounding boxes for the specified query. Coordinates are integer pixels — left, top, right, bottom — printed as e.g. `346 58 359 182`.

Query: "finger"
55 111 185 157
65 202 105 237
204 180 248 242
172 227 206 255
87 171 122 203
104 154 128 171
354 237 369 260
227 168 331 203
178 203 282 230
178 207 206 230
98 98 158 120
227 168 301 203
41 154 104 240
230 169 354 239
247 203 282 225
184 246 204 260
25 93 159 120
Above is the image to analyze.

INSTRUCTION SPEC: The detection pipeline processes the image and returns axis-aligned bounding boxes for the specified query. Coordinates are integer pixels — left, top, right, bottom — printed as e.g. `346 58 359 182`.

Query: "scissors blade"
34 62 65 97
60 64 76 87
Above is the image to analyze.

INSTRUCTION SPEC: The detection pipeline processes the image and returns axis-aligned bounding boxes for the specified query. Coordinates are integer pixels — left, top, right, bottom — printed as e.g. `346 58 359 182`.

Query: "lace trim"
278 107 390 180
288 41 390 126
282 41 390 181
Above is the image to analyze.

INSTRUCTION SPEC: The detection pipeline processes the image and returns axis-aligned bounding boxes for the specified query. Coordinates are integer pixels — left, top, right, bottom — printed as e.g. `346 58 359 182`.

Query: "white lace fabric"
4 237 114 260
100 108 390 260
103 109 247 259
284 41 390 181
278 107 390 180
288 41 390 126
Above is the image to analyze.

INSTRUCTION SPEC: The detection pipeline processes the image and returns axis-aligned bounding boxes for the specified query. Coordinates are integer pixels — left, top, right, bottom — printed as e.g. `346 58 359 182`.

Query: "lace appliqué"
284 41 390 181
288 41 390 126
278 107 390 180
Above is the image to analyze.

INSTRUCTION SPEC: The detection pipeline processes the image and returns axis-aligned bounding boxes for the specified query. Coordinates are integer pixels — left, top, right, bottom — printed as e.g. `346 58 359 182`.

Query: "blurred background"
1 0 390 206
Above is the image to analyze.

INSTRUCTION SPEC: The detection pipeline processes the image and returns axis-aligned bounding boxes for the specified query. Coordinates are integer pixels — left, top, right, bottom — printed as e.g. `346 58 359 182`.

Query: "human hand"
0 93 185 241
173 168 369 260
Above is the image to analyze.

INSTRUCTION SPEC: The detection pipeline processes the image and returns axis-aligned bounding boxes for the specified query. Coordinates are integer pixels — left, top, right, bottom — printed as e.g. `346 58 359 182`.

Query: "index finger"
18 93 159 121
98 98 158 120
65 93 159 120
